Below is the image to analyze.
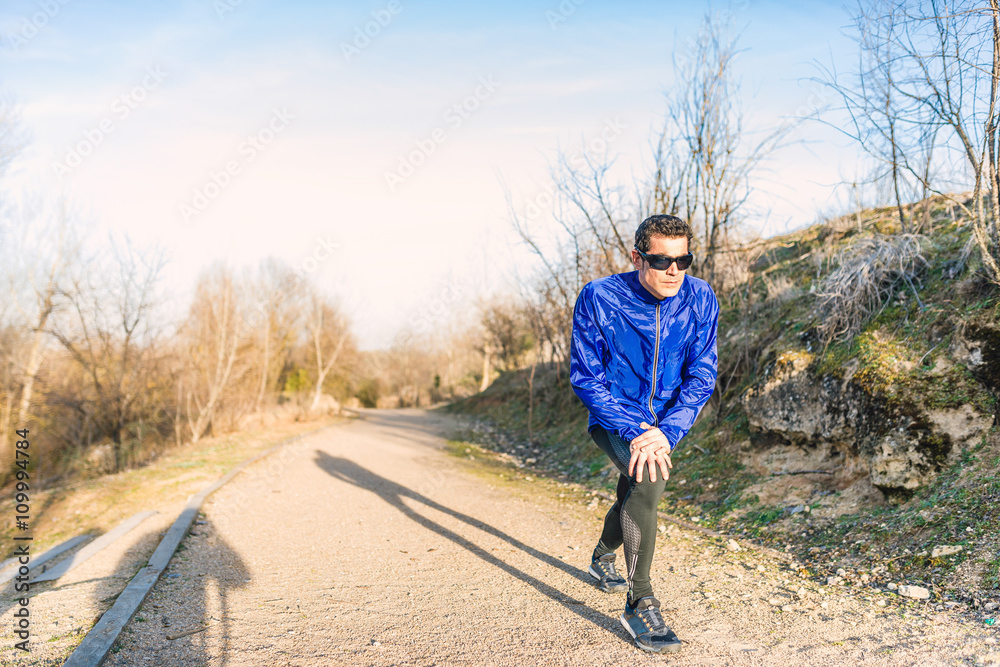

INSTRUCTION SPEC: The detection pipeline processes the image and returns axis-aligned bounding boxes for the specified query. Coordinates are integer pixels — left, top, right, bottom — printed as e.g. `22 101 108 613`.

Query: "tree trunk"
479 344 493 392
255 319 270 414
311 335 346 411
189 325 239 443
527 359 537 444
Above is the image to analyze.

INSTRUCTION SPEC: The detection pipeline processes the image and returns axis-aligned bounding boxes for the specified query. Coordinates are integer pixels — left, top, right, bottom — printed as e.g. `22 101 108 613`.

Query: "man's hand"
628 422 673 483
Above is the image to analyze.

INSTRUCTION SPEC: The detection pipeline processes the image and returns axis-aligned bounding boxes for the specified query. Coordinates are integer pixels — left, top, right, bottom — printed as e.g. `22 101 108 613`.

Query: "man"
570 214 719 654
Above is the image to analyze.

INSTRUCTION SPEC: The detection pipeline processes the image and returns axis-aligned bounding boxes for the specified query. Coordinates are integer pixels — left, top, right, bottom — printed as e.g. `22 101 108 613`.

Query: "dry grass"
814 233 929 343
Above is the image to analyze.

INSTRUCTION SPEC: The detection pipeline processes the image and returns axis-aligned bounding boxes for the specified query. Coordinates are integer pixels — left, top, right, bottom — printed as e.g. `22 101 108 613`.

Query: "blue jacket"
570 270 719 450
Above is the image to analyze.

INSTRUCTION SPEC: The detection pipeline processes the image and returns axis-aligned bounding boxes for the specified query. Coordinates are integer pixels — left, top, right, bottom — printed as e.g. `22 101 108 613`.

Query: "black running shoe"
588 553 628 593
620 596 682 654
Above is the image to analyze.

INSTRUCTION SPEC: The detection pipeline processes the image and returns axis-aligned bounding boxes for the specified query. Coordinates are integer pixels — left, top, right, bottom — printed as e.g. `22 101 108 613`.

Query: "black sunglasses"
634 247 694 271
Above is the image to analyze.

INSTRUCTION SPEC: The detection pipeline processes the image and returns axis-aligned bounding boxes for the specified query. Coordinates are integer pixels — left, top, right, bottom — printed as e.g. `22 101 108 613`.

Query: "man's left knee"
630 475 667 502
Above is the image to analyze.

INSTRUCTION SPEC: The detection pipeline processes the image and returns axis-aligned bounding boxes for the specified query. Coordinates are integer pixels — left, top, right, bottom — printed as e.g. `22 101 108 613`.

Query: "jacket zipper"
648 301 660 426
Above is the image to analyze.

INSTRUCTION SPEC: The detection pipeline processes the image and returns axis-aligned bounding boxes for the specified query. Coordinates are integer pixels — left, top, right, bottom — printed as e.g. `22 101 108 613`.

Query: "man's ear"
630 250 642 270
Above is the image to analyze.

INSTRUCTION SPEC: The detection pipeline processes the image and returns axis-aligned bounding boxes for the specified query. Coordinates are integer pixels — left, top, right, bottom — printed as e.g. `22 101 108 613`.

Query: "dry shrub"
763 274 799 304
815 234 928 343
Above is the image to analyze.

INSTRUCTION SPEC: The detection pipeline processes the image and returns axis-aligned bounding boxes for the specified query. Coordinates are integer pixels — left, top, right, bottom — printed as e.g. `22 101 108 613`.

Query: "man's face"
631 234 689 299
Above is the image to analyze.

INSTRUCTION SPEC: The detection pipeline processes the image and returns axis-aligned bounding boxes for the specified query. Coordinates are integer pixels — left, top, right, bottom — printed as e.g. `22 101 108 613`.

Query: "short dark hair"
634 215 693 253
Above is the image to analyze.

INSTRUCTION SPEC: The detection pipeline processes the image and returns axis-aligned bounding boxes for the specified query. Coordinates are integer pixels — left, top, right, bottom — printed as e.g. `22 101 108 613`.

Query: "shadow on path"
314 450 621 639
102 524 251 666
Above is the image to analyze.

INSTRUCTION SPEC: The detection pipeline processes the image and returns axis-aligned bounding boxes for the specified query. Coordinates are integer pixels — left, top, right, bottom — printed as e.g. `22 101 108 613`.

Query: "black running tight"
589 425 667 604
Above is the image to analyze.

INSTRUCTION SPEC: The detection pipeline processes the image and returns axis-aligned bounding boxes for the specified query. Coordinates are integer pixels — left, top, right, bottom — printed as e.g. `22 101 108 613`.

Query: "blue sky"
0 0 859 348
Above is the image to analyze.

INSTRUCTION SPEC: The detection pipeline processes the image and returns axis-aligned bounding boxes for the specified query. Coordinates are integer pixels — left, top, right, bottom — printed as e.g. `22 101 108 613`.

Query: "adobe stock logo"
516 116 627 223
179 108 294 224
213 0 245 20
51 66 167 179
341 1 403 62
384 75 500 192
1 0 72 52
546 0 586 29
291 234 339 282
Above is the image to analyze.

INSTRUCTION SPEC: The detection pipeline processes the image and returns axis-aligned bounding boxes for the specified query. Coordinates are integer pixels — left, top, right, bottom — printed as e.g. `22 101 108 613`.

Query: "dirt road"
104 408 999 666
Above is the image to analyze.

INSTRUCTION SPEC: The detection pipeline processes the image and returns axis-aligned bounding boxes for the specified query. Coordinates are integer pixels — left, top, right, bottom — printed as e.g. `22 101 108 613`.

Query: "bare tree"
0 196 84 483
247 259 304 414
480 298 534 373
304 289 352 411
179 265 247 443
501 10 789 390
653 12 792 283
0 103 28 475
47 236 166 470
505 153 635 373
7 201 77 424
820 0 1000 281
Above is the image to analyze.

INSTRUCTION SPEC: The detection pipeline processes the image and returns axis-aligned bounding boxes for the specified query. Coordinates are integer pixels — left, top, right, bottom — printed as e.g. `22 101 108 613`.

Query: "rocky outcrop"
956 317 1000 392
741 326 995 501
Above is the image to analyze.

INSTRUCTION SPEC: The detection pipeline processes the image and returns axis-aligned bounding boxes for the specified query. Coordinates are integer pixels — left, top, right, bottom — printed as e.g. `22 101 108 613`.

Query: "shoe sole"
588 564 628 593
619 613 683 654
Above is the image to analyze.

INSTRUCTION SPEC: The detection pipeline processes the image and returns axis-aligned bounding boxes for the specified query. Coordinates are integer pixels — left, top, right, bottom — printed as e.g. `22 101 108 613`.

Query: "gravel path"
102 408 999 666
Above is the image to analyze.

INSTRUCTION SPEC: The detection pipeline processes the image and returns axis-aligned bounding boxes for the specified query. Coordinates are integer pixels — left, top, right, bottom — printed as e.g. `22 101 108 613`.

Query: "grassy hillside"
441 199 1000 605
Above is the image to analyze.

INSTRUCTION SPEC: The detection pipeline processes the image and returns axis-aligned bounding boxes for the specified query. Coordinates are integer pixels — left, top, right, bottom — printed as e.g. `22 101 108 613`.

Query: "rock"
826 576 842 586
768 598 782 606
887 582 898 591
309 393 341 415
931 545 963 558
898 585 931 600
727 539 741 552
869 437 936 493
738 329 997 498
953 318 1000 392
740 351 837 445
757 565 766 572
985 602 999 612
781 604 793 612
927 405 992 447
877 599 887 607
836 568 847 577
